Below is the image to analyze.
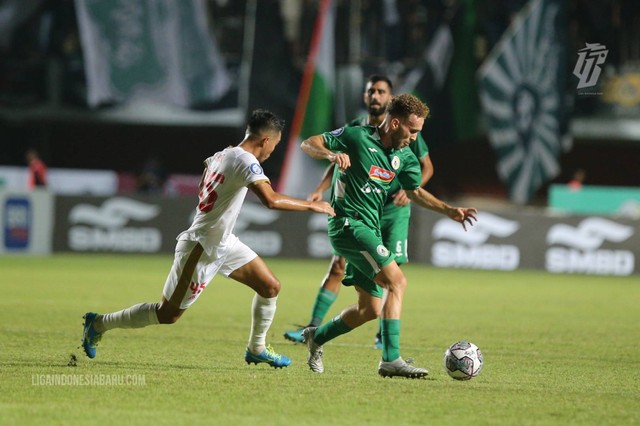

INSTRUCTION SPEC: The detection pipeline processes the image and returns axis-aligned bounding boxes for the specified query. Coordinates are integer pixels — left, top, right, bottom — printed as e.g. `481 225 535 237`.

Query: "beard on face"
367 103 387 117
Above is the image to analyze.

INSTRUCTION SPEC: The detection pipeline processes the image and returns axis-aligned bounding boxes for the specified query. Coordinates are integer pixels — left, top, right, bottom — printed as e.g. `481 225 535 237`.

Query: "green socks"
309 288 338 326
313 315 352 345
381 319 401 362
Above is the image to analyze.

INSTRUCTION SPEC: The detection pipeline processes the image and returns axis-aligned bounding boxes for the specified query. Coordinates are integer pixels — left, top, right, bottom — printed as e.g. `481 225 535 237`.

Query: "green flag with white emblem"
75 0 231 108
478 0 569 204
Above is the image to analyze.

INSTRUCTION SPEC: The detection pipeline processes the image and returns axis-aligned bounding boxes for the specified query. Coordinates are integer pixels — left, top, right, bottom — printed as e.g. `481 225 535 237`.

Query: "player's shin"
313 313 353 345
97 302 160 332
309 287 338 326
247 294 277 354
380 319 401 362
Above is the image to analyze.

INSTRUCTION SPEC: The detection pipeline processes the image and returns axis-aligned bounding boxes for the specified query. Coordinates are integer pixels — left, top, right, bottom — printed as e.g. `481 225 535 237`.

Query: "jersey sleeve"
398 150 422 190
236 151 270 187
322 126 350 152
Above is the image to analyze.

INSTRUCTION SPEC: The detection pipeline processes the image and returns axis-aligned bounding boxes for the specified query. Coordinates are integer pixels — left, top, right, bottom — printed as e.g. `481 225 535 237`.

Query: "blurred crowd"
1 0 639 114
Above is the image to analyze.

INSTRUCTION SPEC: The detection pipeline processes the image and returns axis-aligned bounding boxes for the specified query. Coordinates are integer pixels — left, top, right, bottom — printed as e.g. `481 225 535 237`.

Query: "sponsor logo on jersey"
67 198 161 252
368 165 395 183
368 147 378 153
329 127 345 136
391 156 400 170
545 217 634 275
249 163 263 175
431 212 520 270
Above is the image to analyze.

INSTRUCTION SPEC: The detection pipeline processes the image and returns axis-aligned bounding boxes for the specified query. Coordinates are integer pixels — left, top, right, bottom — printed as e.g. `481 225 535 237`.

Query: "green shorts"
343 262 383 298
329 217 395 298
381 202 411 265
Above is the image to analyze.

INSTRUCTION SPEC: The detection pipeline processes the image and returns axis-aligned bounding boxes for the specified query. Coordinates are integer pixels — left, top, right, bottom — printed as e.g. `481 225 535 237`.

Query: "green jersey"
322 125 422 232
348 115 429 200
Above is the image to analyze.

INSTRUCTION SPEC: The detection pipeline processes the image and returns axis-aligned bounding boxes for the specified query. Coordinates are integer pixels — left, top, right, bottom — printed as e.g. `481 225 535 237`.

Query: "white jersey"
177 146 269 255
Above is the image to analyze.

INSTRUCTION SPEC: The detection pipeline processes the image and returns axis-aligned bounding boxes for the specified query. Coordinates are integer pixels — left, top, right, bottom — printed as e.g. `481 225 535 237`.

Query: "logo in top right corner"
573 43 608 90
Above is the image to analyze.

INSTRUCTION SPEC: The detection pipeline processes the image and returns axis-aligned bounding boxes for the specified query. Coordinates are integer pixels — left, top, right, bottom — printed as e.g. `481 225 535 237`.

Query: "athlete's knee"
360 304 380 321
388 275 407 294
257 276 280 298
357 297 381 321
329 256 346 278
156 302 183 324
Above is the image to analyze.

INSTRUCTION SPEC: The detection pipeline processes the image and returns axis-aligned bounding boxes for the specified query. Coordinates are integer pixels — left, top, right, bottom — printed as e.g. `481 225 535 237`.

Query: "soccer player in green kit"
300 94 477 378
284 75 434 348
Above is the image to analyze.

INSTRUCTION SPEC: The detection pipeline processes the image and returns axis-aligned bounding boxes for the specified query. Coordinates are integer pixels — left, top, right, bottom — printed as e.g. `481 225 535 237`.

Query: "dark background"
2 0 639 202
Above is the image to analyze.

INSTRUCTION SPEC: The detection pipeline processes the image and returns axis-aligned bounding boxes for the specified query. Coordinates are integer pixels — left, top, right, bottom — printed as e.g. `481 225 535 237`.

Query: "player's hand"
329 153 350 171
310 201 335 216
447 207 478 231
392 190 411 207
307 190 323 202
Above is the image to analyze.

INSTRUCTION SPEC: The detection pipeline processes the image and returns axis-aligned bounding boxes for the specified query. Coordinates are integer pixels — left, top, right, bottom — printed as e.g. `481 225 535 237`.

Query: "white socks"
96 302 160 332
247 294 277 354
94 295 276 355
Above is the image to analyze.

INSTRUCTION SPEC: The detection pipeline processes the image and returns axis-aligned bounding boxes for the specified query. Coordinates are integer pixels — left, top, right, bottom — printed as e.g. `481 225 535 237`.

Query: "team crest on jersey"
249 163 263 175
391 155 400 170
377 245 389 257
368 165 395 183
329 127 345 136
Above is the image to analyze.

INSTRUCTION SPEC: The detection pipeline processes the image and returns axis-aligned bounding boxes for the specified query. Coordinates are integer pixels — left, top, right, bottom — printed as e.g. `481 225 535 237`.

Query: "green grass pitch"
1 254 639 425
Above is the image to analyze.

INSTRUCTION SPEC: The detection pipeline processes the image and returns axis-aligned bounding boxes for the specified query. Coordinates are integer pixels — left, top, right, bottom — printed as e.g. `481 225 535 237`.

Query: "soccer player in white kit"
81 110 335 368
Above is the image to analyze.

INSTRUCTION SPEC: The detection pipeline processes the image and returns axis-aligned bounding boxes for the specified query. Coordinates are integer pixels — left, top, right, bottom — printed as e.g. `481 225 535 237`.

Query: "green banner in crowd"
477 0 569 204
75 0 231 108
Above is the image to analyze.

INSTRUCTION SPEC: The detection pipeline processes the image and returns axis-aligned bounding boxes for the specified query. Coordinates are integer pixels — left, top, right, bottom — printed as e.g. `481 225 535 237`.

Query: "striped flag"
278 0 335 197
478 0 569 204
75 0 231 108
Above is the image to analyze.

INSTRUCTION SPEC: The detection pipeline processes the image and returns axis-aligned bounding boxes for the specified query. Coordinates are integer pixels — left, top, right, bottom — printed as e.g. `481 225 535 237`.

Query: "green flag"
478 0 568 204
75 0 231 108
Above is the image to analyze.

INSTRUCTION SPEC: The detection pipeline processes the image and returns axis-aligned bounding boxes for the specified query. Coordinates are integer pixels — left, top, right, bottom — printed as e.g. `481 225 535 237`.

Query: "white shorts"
162 235 257 309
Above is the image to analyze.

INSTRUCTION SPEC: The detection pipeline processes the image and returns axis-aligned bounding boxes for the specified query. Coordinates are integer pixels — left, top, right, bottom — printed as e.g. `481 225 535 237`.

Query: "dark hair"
387 94 430 119
367 74 393 91
247 109 285 135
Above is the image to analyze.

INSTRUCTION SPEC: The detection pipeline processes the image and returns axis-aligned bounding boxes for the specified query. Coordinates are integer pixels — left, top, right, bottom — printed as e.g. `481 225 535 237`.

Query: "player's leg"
303 264 385 374
375 202 411 348
309 255 345 326
82 240 204 359
373 262 428 378
223 239 291 368
284 255 345 343
314 285 381 343
303 221 390 373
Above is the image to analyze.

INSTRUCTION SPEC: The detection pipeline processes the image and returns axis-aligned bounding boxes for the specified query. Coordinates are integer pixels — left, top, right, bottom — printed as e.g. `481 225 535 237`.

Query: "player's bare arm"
307 164 335 201
393 154 434 207
250 180 335 216
301 135 351 171
406 187 477 231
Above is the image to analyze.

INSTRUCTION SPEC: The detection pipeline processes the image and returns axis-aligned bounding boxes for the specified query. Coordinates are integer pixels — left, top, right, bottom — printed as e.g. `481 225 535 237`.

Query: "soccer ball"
444 341 483 380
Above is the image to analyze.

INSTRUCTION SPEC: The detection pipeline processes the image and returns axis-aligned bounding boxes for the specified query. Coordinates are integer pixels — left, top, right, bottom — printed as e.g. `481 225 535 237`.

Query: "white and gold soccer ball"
444 341 484 380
